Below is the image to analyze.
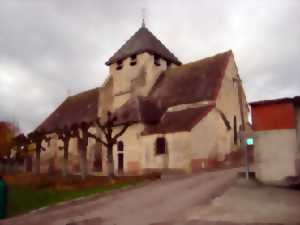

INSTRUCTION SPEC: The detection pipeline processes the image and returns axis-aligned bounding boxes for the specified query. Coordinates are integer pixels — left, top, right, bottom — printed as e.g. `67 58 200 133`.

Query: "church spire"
142 18 145 28
141 8 146 28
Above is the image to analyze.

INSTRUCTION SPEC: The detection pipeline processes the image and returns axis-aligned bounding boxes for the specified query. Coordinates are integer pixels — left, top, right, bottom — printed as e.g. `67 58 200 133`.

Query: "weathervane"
142 8 146 27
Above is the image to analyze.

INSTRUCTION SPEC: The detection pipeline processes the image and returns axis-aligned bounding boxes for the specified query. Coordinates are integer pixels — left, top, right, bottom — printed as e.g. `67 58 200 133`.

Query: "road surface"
1 169 238 225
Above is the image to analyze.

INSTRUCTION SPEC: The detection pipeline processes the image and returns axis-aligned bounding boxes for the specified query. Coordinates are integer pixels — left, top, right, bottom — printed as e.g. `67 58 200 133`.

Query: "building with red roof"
250 97 300 185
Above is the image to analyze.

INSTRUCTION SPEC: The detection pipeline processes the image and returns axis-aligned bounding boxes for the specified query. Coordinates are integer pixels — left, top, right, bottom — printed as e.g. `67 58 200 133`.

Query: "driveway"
1 169 238 225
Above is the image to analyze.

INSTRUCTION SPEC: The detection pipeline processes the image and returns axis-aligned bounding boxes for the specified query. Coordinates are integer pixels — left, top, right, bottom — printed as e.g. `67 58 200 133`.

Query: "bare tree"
27 130 50 175
70 122 92 180
56 126 73 177
90 112 131 178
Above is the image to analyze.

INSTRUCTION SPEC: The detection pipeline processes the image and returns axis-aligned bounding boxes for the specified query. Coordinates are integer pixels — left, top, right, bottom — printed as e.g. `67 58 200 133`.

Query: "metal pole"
235 76 250 179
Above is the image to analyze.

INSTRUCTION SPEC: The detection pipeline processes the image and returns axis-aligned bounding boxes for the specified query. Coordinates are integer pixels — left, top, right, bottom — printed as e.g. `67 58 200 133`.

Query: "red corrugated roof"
250 96 300 106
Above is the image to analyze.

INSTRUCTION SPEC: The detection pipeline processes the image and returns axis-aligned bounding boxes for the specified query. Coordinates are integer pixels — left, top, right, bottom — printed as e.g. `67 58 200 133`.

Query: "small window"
117 141 124 152
116 60 123 70
155 137 166 155
154 55 161 66
130 54 137 66
233 116 238 144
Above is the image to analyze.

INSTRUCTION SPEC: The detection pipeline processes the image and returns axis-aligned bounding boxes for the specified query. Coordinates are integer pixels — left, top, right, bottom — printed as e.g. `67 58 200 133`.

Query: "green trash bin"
0 177 8 219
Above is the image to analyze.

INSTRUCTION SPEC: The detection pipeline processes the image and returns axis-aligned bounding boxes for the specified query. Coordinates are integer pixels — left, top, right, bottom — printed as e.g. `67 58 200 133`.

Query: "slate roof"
142 105 215 135
36 88 99 133
149 50 232 110
106 26 181 66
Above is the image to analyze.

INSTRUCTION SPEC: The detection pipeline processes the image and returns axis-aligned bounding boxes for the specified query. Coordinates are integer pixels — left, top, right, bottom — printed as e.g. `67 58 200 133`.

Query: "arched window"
155 137 166 155
117 141 124 152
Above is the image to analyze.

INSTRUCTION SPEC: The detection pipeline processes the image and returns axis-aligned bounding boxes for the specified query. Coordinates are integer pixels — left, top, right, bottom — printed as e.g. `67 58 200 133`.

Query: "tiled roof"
106 26 181 66
114 50 232 132
149 50 232 110
142 105 215 135
113 96 163 125
36 88 99 133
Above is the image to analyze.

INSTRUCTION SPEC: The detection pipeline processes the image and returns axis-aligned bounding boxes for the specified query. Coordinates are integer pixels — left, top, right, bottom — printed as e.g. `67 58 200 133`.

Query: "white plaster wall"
190 109 231 162
141 132 191 172
106 123 145 174
295 106 300 174
216 55 249 150
254 129 297 184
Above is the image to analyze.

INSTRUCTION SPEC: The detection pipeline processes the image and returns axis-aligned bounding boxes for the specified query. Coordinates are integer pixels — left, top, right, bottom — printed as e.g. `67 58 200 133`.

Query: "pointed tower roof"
105 26 181 66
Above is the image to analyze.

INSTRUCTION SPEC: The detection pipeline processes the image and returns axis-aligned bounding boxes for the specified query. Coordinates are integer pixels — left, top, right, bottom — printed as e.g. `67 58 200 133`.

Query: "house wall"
190 109 231 172
141 131 191 172
294 106 300 174
254 129 297 184
215 54 249 150
251 103 296 131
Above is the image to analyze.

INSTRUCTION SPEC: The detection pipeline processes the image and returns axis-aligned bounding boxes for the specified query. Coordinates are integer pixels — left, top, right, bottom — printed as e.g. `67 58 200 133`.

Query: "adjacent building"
250 97 300 184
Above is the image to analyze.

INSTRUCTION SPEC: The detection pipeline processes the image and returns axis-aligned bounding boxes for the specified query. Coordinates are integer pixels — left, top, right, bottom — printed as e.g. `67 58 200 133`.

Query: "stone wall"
109 52 173 110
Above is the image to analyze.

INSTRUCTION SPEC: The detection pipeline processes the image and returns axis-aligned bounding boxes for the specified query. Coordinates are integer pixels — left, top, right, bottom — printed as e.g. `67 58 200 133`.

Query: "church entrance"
117 141 124 172
118 153 124 172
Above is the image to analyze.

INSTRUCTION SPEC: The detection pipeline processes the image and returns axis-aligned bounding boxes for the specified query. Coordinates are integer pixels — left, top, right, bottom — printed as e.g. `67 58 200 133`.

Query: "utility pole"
234 76 249 179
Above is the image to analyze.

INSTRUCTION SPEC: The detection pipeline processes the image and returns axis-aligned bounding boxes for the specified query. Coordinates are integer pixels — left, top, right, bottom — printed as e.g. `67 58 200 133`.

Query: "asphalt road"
1 169 238 225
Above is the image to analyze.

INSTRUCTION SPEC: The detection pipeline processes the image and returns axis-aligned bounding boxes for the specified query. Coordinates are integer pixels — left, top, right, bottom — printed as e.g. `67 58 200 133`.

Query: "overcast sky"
0 0 299 133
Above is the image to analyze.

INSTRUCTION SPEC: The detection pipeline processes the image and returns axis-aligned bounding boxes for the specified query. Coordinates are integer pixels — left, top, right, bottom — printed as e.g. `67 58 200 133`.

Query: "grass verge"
7 180 138 217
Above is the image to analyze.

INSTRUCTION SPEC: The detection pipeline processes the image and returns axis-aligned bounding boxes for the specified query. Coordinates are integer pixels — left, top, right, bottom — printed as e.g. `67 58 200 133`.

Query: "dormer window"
154 55 161 66
130 54 137 66
116 60 123 70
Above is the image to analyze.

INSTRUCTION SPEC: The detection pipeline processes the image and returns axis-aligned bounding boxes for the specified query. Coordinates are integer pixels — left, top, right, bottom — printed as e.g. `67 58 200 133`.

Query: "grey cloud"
0 0 299 133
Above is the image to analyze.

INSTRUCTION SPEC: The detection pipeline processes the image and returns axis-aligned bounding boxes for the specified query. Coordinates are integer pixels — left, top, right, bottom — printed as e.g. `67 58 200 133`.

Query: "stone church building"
36 24 249 175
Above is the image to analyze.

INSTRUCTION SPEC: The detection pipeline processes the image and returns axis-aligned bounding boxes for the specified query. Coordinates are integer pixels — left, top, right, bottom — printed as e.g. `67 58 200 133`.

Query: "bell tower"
105 22 181 110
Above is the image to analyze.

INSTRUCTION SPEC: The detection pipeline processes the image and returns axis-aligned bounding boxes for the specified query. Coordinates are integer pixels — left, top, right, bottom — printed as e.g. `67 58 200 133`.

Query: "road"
1 169 238 225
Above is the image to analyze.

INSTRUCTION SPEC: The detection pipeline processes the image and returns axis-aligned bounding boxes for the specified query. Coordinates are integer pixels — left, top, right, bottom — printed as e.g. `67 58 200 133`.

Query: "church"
36 23 249 175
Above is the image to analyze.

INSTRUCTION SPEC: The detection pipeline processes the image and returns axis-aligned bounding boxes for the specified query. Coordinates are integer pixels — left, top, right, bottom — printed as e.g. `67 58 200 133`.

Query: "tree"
69 122 92 180
90 112 131 177
0 122 17 158
69 112 131 179
56 126 73 177
12 134 31 171
0 121 19 172
27 130 50 175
